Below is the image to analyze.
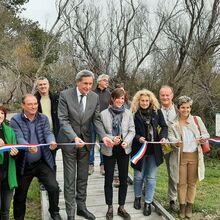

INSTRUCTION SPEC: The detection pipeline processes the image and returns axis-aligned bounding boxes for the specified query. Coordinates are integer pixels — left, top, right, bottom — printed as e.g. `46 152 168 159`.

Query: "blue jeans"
133 154 157 203
89 124 104 166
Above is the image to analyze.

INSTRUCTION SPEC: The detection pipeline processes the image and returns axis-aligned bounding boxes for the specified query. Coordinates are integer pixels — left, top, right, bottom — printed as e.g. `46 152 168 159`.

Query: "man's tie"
79 94 84 119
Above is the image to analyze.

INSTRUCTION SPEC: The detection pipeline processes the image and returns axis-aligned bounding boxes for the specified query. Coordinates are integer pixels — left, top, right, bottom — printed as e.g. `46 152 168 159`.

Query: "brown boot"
185 203 193 219
179 204 186 219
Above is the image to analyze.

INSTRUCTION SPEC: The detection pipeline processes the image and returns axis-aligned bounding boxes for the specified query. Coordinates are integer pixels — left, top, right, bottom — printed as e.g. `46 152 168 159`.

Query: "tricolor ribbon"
208 138 220 144
0 142 103 153
130 142 148 165
1 138 220 153
0 144 49 153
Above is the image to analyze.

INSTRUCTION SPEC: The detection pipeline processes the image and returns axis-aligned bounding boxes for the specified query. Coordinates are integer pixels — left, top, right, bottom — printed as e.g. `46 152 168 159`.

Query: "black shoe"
67 216 75 220
117 206 130 220
143 203 151 216
77 208 95 220
39 183 45 191
106 206 113 220
51 212 62 220
133 197 141 210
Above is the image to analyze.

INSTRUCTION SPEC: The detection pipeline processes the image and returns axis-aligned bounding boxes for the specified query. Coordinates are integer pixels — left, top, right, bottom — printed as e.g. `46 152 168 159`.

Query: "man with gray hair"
89 74 111 175
58 70 114 220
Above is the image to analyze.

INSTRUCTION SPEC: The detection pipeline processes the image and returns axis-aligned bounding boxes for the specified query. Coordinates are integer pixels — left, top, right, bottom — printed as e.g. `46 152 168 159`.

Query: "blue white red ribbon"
0 142 101 153
130 142 148 165
208 138 220 144
0 144 49 153
1 138 220 154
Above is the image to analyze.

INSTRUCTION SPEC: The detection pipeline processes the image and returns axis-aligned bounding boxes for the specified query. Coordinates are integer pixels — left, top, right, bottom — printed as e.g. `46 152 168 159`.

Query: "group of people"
0 69 210 220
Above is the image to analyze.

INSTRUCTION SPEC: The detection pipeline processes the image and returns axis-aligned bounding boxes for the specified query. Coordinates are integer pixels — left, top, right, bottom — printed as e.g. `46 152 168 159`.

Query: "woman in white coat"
168 96 209 219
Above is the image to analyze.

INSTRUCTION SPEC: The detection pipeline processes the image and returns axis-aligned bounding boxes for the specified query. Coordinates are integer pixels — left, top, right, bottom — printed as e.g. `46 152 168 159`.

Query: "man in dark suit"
58 70 114 220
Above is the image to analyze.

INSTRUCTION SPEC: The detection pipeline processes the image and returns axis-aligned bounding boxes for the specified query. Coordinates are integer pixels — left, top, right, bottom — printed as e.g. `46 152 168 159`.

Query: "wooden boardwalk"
41 148 166 220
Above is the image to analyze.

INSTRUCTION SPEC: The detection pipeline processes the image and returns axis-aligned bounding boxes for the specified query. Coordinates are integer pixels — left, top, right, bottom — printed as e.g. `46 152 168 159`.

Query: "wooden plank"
41 148 166 220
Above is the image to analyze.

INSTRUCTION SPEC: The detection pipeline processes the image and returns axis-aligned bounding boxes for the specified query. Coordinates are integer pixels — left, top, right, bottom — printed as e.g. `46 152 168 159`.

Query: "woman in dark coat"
130 89 168 216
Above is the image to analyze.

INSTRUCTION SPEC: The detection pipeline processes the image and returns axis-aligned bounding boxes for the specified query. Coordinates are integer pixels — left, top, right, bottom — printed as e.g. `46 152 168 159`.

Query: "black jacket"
35 91 60 138
93 87 111 112
131 109 168 171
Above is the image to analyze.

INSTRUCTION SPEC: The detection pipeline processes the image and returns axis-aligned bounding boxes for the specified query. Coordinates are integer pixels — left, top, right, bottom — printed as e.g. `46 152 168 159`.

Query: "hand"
0 138 5 147
139 137 146 144
103 137 114 148
199 138 207 144
10 147 19 156
49 141 57 150
74 137 85 148
175 141 183 148
113 136 121 145
121 141 128 149
28 146 38 153
160 138 166 143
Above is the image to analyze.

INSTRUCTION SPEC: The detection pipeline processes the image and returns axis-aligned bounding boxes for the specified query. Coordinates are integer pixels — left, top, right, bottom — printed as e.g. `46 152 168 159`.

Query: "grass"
10 178 41 220
155 157 220 219
8 158 220 220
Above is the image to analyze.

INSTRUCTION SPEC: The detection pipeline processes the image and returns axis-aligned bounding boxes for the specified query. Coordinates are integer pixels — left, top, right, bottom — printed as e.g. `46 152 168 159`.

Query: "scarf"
108 106 125 136
0 123 18 190
139 108 153 141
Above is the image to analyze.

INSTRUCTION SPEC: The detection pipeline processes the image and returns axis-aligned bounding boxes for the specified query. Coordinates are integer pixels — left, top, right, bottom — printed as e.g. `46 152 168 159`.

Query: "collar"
76 87 88 97
161 103 174 111
23 112 37 122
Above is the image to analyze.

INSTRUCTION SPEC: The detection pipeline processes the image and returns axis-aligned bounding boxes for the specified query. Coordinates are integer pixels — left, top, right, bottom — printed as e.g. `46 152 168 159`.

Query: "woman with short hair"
100 88 135 220
168 96 210 219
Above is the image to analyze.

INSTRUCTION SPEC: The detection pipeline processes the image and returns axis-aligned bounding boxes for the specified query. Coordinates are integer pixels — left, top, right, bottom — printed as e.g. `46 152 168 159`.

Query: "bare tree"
31 0 75 93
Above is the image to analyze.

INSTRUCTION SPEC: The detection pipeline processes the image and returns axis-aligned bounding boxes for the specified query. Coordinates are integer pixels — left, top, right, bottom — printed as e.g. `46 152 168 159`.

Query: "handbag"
193 116 210 154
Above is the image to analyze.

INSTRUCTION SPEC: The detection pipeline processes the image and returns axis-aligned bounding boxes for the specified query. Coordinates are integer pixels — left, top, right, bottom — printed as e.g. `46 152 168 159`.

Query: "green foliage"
22 20 60 64
155 158 220 219
0 0 29 12
10 178 41 220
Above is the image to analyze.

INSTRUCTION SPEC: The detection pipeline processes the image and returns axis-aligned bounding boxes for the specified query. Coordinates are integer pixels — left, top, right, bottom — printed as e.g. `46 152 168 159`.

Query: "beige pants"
178 152 198 204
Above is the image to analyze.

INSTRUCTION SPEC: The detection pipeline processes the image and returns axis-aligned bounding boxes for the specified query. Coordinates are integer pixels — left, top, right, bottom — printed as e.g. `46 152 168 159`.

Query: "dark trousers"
89 124 104 166
62 146 90 217
13 160 59 220
0 178 13 220
103 146 129 206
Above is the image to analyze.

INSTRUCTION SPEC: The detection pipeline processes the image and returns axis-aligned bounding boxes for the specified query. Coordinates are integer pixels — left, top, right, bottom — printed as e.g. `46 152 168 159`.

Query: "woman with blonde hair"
168 96 209 219
130 89 168 216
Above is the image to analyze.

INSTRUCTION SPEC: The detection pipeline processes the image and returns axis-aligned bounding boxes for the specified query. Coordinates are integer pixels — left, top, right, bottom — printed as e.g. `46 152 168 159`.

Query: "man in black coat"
35 77 60 190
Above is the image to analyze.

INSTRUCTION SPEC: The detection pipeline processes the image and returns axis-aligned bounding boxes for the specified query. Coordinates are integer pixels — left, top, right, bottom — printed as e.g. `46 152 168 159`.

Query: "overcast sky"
21 0 57 30
21 0 159 30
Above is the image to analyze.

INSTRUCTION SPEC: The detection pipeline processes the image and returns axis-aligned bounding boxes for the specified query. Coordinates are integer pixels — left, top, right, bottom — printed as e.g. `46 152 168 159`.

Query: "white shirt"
76 87 87 112
182 126 198 152
161 104 177 126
